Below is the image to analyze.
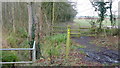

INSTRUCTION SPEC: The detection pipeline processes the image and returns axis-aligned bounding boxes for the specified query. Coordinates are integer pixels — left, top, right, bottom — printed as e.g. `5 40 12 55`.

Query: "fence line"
65 25 97 58
0 41 36 64
0 48 33 50
52 25 97 59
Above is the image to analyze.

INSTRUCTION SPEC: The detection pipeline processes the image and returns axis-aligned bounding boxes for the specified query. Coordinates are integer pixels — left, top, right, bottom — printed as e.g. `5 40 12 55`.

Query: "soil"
93 36 118 50
71 36 119 65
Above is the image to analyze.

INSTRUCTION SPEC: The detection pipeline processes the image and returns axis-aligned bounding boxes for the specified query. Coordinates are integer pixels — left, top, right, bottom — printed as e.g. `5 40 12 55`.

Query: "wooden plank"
52 26 66 28
52 32 65 34
0 48 33 51
79 27 90 29
70 29 80 31
0 61 33 64
70 33 81 35
81 34 96 36
53 30 67 32
71 35 80 37
80 34 104 36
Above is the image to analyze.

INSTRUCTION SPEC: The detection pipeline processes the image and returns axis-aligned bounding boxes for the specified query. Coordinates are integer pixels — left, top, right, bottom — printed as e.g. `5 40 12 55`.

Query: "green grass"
41 34 67 58
74 19 91 27
71 44 86 54
74 18 118 27
0 51 19 62
71 44 86 50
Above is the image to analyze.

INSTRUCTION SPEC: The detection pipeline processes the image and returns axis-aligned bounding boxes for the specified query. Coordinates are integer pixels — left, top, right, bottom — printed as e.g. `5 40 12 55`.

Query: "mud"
72 36 120 64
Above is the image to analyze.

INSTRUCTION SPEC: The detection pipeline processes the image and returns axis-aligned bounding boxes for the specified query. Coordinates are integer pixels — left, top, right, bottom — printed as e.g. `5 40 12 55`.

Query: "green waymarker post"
66 25 71 59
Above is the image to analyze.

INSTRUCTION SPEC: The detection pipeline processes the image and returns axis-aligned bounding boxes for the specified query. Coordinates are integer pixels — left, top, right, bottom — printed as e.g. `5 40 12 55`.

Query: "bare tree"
0 2 2 49
27 2 34 60
12 3 16 33
27 2 33 40
109 0 113 26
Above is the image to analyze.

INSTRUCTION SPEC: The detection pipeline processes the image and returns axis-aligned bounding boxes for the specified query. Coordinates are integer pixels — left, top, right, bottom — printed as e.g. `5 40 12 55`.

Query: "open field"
73 18 119 27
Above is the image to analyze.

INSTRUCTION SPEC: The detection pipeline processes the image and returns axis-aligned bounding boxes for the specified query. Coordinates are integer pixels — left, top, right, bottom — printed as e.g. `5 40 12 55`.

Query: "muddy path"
72 36 120 64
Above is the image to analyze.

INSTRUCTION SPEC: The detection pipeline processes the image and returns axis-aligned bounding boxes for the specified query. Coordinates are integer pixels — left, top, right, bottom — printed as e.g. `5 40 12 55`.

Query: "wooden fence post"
66 25 71 59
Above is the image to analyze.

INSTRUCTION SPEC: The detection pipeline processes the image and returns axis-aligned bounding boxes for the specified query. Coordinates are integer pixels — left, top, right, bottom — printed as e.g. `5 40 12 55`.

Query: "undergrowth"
0 51 19 67
6 27 28 48
41 34 67 58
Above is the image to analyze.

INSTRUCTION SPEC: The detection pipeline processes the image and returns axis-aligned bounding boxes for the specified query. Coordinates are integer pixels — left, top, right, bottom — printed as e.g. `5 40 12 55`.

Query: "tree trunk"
28 2 43 59
50 2 55 35
27 2 33 40
43 10 50 36
110 2 113 26
27 2 34 60
39 3 44 39
0 2 2 49
34 10 41 59
35 3 44 59
12 3 15 33
52 2 55 27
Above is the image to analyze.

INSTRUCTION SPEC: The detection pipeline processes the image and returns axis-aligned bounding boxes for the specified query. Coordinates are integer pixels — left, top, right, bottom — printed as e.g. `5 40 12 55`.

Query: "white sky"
70 0 120 17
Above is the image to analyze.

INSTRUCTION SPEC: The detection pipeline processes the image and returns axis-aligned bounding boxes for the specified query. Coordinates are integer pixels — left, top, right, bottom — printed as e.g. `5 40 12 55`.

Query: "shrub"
6 34 18 48
6 27 28 48
0 51 19 67
1 51 19 62
17 27 28 38
111 28 119 36
104 28 119 36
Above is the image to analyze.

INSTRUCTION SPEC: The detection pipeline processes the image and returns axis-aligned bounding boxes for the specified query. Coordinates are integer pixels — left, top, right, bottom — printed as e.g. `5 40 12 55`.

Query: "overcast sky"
70 0 119 17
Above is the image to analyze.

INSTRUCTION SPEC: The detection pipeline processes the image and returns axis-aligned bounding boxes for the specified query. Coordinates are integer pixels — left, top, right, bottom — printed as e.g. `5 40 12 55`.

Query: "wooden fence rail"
0 41 36 64
52 25 96 59
52 26 67 35
65 25 96 59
